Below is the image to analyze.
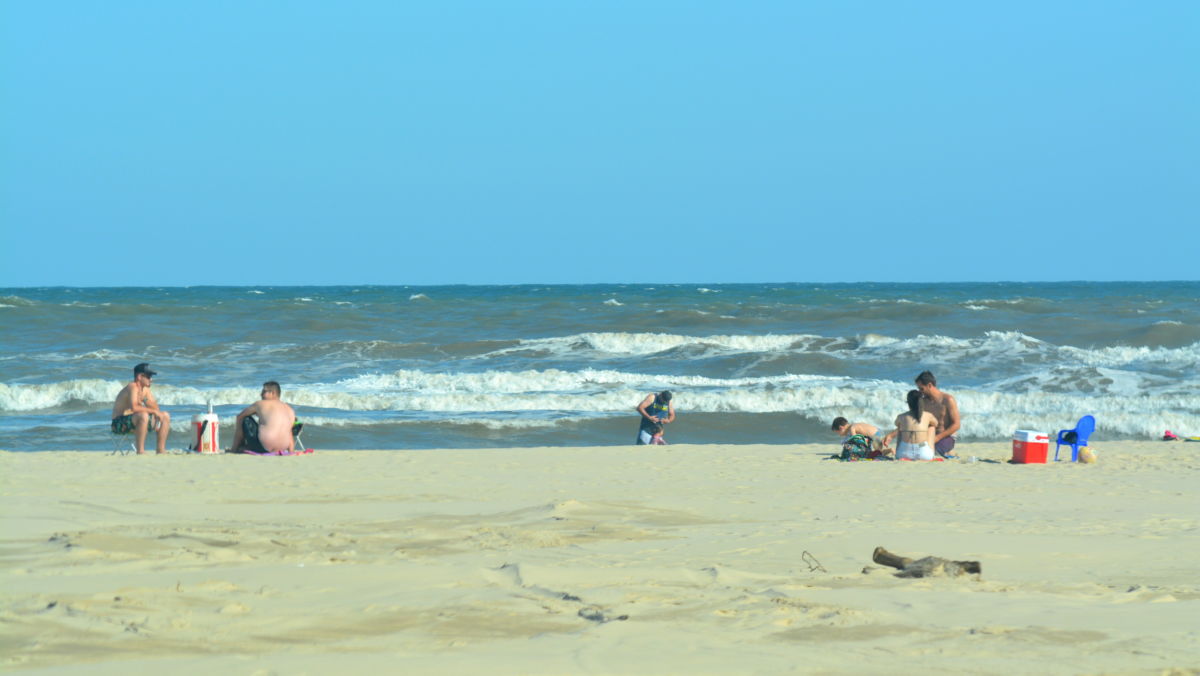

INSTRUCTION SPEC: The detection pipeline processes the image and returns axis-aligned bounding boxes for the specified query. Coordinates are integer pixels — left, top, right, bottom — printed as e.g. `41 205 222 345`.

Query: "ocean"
1 283 1196 452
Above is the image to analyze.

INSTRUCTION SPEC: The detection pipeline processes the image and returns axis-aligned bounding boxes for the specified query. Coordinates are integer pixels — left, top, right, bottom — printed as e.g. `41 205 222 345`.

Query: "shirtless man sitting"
230 381 297 453
915 370 961 459
110 363 172 455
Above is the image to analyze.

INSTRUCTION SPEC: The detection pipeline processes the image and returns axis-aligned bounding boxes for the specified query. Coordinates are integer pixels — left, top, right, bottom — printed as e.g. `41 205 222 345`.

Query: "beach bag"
840 434 874 461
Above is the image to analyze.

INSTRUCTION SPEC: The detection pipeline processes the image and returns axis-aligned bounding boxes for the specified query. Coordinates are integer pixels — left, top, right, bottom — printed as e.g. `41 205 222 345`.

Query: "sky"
1 1 1196 286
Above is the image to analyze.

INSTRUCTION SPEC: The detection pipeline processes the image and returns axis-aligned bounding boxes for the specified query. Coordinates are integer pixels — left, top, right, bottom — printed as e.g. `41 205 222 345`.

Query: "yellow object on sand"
1078 447 1096 463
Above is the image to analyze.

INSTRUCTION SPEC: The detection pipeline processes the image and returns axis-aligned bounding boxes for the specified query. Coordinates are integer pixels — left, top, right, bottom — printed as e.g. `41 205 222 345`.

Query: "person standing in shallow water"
635 390 675 445
915 370 961 459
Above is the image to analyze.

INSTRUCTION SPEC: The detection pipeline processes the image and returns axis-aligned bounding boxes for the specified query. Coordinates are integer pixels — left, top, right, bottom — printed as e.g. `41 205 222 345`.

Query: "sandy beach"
2 442 1197 675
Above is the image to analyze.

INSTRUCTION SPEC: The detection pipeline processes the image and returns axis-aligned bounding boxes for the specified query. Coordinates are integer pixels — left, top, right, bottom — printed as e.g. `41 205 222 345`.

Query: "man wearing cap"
635 390 675 445
110 363 172 455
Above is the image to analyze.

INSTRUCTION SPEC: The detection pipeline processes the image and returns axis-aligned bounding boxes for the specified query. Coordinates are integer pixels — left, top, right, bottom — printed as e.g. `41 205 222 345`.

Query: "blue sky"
2 1 1196 286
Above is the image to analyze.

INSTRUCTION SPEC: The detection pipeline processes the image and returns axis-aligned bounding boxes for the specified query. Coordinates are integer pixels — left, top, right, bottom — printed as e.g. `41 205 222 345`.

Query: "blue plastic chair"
1055 415 1095 462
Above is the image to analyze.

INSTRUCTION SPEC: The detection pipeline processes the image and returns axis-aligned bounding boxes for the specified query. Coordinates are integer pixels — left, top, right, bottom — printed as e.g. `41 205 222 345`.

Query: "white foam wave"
2 370 1197 440
480 332 809 359
473 330 1198 372
409 293 430 301
603 298 623 306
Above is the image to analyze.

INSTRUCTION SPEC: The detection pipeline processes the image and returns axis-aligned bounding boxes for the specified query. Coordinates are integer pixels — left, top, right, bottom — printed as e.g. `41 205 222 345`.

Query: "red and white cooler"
1012 430 1049 463
192 409 220 454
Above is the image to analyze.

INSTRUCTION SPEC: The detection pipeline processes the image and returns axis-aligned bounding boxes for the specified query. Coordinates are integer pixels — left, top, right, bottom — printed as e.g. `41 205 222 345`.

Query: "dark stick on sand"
872 546 982 578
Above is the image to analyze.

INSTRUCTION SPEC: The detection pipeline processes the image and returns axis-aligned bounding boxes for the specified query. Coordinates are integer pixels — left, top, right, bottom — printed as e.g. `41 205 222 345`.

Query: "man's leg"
134 412 150 454
154 411 171 454
935 436 957 458
242 417 266 452
230 418 245 452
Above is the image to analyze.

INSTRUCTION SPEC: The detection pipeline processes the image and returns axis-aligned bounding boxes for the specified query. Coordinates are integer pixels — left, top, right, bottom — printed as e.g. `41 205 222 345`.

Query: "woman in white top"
882 390 939 461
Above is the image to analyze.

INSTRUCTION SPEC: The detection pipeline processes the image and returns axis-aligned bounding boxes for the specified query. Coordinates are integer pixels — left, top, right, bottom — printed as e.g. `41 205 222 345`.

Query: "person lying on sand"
830 417 890 451
110 362 171 455
230 381 297 453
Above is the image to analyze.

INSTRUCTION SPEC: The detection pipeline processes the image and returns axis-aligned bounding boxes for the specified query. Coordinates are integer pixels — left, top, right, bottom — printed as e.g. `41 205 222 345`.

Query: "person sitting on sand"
881 390 939 461
648 422 668 445
916 370 961 459
230 381 297 453
110 363 172 455
635 390 675 445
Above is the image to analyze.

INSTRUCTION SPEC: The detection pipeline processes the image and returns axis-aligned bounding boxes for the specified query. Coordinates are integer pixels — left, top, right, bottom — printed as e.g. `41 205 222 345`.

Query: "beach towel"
839 434 882 461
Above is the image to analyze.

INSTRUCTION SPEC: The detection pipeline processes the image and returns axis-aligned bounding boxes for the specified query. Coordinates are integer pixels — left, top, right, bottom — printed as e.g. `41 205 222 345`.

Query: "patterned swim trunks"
111 414 136 434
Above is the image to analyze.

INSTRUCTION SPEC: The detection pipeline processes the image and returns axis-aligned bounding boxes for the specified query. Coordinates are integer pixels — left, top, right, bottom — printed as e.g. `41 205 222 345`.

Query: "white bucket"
192 413 220 454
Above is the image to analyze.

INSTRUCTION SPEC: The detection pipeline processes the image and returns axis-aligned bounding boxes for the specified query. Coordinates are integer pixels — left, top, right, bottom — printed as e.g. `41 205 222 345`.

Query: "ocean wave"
4 369 1196 441
0 295 37 307
470 331 1200 371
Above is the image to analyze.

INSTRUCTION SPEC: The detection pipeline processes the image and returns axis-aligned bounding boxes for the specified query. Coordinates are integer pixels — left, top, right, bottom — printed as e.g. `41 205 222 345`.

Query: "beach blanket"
241 448 314 456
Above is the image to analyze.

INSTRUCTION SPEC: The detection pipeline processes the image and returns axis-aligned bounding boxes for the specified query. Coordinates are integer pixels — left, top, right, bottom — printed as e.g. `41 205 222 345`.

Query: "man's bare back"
254 398 297 452
232 381 296 453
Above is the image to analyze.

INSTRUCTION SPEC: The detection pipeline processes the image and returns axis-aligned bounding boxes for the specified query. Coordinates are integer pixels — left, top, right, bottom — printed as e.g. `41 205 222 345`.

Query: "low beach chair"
1055 414 1095 462
109 427 136 455
292 421 306 450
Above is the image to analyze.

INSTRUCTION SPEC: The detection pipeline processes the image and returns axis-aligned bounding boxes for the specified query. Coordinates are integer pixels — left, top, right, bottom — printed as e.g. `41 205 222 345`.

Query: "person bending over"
230 381 297 453
110 363 171 455
636 390 675 445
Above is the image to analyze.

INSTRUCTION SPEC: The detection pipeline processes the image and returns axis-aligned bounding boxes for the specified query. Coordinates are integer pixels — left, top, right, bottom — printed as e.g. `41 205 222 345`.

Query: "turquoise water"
1 282 1197 451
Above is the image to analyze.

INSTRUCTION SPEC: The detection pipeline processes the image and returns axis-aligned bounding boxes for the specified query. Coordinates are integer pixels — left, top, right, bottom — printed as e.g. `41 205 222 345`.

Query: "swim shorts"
238 416 267 453
111 414 135 434
935 436 957 457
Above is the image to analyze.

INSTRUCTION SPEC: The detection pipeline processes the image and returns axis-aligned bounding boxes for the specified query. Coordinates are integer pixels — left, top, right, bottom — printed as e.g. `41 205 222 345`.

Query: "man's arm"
128 385 158 414
663 403 676 424
636 395 659 422
936 395 961 442
236 402 260 424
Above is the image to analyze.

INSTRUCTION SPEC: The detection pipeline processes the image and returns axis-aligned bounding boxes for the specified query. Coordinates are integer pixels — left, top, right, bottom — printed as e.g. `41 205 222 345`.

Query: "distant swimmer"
635 390 675 445
915 371 961 459
230 381 297 453
110 363 172 455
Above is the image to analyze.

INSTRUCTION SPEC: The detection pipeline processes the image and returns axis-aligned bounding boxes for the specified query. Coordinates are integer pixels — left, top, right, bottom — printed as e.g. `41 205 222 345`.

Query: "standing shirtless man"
230 381 297 453
110 363 172 454
915 370 961 459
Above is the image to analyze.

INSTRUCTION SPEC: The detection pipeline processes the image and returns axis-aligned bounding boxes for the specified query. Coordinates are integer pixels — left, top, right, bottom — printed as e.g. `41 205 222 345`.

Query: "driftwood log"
872 546 981 578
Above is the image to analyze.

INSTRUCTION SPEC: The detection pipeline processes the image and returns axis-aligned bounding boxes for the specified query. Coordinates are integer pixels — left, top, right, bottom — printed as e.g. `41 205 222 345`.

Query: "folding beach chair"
109 426 136 456
1054 414 1095 462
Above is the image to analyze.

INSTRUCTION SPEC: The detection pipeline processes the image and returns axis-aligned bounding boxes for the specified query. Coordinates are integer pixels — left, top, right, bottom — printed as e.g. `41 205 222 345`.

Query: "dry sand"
2 442 1198 675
